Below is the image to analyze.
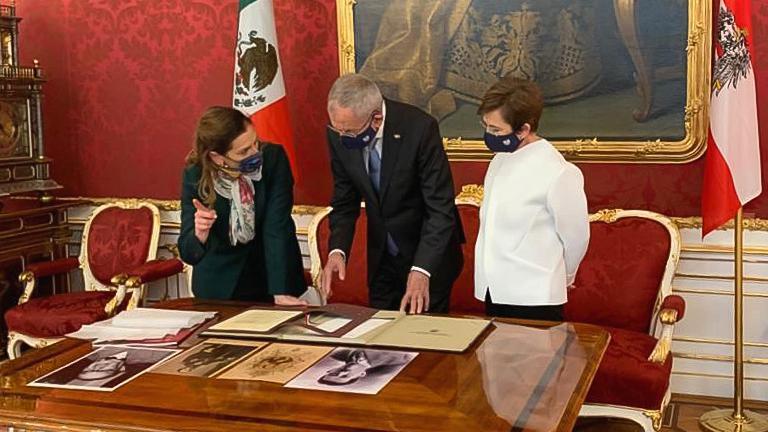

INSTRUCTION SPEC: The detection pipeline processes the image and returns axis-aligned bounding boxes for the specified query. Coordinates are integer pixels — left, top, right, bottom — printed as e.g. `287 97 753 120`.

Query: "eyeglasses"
480 120 509 136
327 111 377 138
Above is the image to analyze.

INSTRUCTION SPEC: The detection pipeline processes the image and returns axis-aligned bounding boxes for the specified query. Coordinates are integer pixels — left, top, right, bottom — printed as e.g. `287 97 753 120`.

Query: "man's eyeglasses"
327 111 377 137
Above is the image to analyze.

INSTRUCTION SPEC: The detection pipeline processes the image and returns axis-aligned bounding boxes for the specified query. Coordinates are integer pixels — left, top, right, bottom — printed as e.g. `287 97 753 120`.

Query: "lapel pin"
393 134 401 139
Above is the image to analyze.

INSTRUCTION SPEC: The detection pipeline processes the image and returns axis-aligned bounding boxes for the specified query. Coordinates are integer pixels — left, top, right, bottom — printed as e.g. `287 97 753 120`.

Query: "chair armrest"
124 258 185 288
660 294 686 321
17 257 80 305
24 257 80 279
648 295 686 364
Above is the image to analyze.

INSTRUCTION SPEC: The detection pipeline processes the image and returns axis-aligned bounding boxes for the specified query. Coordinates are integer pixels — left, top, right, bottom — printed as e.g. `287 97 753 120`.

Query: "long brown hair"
186 107 251 207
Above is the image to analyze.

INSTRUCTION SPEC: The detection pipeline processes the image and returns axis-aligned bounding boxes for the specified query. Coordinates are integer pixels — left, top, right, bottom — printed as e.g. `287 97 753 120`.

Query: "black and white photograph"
28 346 179 392
152 340 265 378
285 348 417 395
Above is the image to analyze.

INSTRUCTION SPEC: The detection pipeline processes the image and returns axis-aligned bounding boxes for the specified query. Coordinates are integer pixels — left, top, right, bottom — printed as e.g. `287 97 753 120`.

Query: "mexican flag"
701 0 761 236
233 0 298 178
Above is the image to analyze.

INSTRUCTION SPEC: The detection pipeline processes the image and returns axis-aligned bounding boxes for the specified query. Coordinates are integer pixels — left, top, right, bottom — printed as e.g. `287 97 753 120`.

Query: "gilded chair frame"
335 0 712 163
579 208 682 432
7 200 161 359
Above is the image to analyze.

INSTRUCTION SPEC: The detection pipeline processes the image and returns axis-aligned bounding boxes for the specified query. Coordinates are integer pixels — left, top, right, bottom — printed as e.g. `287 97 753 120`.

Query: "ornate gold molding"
673 352 768 365
673 216 768 231
58 196 181 211
672 370 768 382
672 286 768 298
292 205 327 216
336 0 712 163
642 409 662 431
335 0 356 74
455 184 483 205
57 197 327 218
673 335 768 349
591 209 621 223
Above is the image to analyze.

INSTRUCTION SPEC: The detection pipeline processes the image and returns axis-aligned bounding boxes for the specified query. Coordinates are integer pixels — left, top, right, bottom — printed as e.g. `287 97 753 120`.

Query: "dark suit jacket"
327 99 465 286
178 143 306 300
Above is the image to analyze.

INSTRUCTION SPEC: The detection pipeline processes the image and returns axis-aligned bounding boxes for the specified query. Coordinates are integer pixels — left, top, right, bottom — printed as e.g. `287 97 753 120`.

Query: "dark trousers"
484 291 564 321
369 251 461 313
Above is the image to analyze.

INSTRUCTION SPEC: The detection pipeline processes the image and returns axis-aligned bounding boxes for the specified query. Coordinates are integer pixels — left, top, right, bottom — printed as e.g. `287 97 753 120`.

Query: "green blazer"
178 143 306 300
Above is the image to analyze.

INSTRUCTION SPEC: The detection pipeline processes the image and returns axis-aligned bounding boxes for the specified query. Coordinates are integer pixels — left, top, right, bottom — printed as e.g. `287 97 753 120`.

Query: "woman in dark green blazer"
179 106 307 304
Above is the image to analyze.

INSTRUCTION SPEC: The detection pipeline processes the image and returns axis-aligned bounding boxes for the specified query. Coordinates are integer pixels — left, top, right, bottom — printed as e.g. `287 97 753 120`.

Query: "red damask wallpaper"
18 0 768 217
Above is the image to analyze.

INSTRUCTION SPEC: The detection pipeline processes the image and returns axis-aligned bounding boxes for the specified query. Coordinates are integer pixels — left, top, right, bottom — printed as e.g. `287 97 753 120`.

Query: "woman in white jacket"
475 76 590 321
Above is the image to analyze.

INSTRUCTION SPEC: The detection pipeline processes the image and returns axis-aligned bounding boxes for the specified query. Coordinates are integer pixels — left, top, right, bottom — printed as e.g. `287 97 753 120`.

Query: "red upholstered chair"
564 209 684 432
450 185 485 314
307 204 369 306
307 188 485 312
5 201 183 359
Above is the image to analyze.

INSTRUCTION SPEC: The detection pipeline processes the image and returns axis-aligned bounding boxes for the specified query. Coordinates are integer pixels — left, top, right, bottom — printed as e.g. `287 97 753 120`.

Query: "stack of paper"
67 308 217 346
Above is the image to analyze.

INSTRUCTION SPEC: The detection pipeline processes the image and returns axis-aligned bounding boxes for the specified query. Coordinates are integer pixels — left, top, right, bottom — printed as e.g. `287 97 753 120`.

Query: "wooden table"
0 299 609 431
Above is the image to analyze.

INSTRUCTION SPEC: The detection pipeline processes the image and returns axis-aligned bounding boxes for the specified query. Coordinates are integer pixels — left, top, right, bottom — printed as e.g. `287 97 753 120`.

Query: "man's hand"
274 295 308 306
320 251 346 300
399 271 430 314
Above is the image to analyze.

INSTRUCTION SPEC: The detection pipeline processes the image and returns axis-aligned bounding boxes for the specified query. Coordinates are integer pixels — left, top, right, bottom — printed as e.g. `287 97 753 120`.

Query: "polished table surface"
0 299 610 431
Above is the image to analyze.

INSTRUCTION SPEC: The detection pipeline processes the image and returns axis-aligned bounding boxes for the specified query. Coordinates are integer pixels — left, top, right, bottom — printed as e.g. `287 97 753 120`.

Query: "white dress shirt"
475 138 589 306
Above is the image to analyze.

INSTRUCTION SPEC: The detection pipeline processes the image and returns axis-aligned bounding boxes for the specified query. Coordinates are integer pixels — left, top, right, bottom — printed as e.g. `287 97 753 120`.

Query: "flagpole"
700 208 768 432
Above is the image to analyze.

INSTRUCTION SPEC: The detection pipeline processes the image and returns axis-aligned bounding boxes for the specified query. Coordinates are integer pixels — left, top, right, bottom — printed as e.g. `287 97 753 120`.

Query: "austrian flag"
702 0 762 236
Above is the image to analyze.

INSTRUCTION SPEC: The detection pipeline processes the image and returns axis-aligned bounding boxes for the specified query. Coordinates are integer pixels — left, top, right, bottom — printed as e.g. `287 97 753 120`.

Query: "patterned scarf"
213 168 261 245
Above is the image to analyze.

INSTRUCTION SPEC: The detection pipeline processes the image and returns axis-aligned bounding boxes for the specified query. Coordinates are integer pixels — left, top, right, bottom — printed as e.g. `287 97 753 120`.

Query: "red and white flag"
233 0 298 177
702 0 762 237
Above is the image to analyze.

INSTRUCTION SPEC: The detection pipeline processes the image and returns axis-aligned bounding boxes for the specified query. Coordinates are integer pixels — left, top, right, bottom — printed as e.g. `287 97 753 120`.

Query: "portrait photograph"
216 343 332 384
151 340 266 378
285 348 417 395
29 346 179 392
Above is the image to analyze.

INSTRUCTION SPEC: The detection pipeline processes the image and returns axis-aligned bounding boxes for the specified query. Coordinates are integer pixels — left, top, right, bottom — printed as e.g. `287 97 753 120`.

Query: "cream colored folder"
206 310 303 333
367 315 492 352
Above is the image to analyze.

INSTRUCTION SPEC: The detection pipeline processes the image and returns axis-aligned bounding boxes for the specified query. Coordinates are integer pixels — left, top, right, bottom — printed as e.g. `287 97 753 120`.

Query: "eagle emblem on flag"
713 7 752 95
234 30 279 107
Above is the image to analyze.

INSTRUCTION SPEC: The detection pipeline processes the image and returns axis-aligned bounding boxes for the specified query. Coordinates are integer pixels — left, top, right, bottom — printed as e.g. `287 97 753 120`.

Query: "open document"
201 304 491 352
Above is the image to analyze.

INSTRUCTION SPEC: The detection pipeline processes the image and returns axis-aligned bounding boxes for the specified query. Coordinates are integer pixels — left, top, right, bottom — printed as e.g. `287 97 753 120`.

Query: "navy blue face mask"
484 131 522 153
340 123 377 150
237 152 262 173
223 152 262 176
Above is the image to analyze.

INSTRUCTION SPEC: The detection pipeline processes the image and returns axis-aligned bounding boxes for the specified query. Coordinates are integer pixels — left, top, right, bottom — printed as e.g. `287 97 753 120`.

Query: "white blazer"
475 139 590 306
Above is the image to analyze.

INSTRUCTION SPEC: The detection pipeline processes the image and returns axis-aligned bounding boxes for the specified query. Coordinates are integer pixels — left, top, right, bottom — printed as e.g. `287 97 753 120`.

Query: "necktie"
368 144 399 256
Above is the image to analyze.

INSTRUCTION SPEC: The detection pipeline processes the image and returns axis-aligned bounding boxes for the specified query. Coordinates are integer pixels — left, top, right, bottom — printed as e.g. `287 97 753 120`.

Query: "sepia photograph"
29 346 179 392
216 343 332 384
285 348 417 395
151 340 265 378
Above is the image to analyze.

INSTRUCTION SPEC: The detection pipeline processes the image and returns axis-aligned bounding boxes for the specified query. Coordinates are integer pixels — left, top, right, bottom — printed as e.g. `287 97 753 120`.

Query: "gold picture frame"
336 0 712 163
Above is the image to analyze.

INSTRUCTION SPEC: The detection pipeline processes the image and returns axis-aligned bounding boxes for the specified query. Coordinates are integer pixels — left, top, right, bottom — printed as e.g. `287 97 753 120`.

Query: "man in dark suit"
320 74 464 314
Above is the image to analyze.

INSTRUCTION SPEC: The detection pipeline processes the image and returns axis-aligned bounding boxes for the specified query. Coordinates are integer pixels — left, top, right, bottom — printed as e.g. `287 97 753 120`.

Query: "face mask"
237 152 262 173
340 123 377 150
483 131 521 153
218 151 262 179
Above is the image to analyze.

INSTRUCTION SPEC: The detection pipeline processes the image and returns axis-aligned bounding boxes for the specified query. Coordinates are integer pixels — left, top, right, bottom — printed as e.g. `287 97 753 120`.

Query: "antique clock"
0 0 60 201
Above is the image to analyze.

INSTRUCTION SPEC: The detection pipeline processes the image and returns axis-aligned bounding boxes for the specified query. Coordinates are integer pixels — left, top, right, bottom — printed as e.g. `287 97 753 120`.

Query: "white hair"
327 74 383 119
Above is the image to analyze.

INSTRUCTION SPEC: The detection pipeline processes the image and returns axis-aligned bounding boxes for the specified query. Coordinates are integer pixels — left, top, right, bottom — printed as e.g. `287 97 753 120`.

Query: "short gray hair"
327 74 383 118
